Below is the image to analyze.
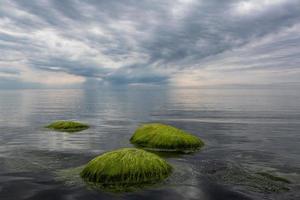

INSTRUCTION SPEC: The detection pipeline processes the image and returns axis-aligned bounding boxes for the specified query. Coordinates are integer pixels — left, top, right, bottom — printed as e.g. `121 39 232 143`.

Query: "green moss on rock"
46 121 89 132
130 123 204 151
80 148 172 188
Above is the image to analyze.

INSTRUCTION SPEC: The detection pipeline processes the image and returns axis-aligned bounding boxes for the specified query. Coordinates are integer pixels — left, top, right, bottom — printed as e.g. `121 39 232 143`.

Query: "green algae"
45 121 89 132
130 123 204 152
80 148 172 191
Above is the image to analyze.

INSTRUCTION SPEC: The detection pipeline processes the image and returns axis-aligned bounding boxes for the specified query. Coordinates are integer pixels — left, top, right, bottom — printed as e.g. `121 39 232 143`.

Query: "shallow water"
0 87 299 200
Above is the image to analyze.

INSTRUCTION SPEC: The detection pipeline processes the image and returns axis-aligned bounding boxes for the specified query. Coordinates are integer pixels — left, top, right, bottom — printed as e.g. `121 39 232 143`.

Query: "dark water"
0 87 299 200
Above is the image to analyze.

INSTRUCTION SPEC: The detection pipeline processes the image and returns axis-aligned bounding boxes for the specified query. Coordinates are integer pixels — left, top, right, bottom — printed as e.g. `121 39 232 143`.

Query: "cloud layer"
0 0 300 88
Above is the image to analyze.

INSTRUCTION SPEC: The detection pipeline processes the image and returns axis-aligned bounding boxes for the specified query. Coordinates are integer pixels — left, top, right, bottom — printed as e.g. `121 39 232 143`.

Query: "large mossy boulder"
80 148 172 189
130 123 204 152
46 121 89 132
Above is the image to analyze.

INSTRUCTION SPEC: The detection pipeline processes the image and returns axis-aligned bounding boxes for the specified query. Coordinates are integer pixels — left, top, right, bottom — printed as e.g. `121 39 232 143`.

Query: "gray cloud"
0 0 300 87
29 56 110 78
105 64 169 84
0 68 20 75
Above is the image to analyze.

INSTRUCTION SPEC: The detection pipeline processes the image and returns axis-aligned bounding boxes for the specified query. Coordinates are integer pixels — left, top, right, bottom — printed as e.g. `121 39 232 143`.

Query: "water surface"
0 87 299 200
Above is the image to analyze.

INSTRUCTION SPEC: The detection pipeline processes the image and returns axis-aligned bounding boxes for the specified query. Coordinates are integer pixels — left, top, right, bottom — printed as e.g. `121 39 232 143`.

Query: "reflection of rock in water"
195 160 291 194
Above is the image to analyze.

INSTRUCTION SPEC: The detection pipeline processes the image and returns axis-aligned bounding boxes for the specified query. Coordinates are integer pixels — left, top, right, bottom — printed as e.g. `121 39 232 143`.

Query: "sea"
0 87 299 200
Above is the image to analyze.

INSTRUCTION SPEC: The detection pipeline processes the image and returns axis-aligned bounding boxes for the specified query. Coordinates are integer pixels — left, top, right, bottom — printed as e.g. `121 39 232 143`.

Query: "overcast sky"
0 0 300 88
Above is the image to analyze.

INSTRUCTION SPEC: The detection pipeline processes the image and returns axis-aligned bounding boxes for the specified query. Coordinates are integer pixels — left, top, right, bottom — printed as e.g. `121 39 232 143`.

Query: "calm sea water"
0 87 299 200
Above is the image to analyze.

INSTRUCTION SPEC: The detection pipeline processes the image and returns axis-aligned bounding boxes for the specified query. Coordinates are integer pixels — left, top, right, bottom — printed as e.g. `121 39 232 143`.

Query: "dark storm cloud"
0 0 300 87
29 57 110 78
105 64 169 84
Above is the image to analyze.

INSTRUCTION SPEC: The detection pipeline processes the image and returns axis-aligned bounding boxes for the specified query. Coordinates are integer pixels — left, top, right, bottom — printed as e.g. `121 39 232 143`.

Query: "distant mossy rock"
46 121 89 132
130 123 204 152
80 148 172 189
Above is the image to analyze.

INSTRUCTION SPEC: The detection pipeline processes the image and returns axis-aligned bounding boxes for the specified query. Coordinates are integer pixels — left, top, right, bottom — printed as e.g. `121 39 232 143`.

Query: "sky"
0 0 300 88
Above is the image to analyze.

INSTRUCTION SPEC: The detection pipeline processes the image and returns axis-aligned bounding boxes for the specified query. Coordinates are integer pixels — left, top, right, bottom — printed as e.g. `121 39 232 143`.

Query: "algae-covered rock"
130 123 204 152
45 121 89 132
80 148 172 189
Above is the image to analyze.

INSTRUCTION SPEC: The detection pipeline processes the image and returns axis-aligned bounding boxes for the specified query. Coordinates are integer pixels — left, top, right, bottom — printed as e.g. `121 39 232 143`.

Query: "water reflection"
0 87 299 200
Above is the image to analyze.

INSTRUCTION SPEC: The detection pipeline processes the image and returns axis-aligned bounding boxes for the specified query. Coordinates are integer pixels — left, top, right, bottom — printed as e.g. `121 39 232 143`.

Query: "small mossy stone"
46 121 89 132
80 148 172 188
130 123 204 152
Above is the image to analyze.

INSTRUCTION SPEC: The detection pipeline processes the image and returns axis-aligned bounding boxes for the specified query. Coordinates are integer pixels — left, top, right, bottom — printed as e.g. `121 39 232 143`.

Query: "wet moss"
80 148 172 191
45 121 89 132
130 123 204 152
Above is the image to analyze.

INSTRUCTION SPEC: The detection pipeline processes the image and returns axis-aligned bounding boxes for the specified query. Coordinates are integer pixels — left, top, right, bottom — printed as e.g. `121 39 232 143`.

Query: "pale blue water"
0 87 299 200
